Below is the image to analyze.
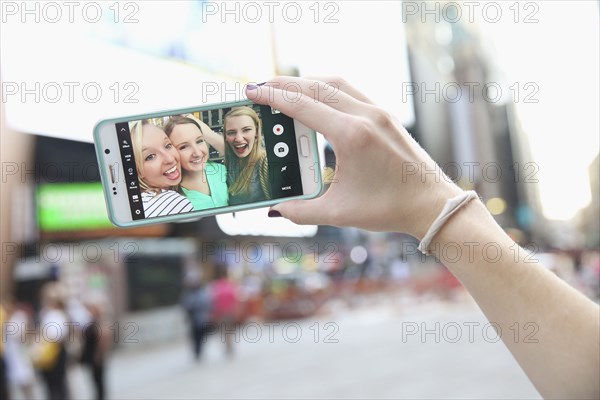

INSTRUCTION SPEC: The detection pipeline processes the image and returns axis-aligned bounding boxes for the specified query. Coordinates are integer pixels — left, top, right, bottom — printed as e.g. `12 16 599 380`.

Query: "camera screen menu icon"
273 142 289 158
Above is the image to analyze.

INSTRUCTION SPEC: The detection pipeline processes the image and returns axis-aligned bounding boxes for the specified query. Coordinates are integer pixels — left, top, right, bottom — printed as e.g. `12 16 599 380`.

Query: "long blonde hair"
224 106 267 196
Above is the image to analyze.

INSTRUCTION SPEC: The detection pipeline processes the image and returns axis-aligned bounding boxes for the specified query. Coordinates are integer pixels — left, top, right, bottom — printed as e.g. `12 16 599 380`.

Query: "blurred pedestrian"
211 264 239 357
3 298 35 399
79 300 110 400
34 283 70 400
181 274 213 361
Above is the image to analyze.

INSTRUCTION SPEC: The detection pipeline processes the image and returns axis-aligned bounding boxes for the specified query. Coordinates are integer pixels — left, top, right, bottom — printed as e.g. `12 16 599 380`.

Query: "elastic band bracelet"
418 190 479 255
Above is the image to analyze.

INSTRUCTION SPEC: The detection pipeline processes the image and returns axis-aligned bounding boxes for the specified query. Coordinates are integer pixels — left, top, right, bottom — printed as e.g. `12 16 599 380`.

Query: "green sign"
37 183 113 231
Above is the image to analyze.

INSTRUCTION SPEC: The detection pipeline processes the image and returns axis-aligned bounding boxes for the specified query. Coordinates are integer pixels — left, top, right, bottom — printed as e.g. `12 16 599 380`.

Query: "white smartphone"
93 100 322 227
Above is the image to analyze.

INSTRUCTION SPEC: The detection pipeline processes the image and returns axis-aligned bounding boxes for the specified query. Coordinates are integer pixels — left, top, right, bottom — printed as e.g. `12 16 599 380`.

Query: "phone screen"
115 103 304 220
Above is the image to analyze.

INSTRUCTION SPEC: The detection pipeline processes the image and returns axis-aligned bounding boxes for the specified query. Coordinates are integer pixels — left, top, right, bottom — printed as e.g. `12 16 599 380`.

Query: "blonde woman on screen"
130 120 193 217
223 106 271 205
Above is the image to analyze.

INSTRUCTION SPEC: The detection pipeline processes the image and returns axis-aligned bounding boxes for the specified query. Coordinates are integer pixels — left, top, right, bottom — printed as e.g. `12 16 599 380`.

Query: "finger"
304 76 374 104
269 196 331 226
246 85 353 143
259 76 371 116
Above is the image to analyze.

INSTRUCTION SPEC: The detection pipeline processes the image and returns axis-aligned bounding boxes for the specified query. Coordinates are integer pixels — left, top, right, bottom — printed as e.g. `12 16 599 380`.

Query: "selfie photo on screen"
123 103 304 220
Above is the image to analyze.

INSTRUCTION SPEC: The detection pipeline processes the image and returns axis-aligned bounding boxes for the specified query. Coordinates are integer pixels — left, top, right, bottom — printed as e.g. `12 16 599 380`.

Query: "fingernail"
247 82 266 91
268 210 282 218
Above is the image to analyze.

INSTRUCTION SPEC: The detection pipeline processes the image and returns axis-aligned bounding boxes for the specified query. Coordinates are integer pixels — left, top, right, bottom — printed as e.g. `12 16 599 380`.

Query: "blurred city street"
1 2 598 400
60 295 539 400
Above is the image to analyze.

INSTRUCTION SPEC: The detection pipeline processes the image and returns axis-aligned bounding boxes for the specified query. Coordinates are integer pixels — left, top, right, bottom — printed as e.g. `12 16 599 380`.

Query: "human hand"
184 113 209 131
246 77 463 240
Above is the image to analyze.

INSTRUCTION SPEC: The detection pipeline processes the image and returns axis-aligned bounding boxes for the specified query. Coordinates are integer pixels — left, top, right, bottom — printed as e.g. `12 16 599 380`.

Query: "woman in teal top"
164 115 229 210
181 162 228 209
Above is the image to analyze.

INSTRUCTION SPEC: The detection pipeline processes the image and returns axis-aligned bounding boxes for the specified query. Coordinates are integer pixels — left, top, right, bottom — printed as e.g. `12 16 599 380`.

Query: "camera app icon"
274 142 289 158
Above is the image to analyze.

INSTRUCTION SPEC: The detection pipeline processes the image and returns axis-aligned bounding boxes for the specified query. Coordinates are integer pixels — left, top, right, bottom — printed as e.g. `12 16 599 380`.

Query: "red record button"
273 124 284 135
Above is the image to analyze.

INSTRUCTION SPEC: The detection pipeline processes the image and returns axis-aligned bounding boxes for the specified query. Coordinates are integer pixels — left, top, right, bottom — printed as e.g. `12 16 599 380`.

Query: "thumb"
269 197 327 226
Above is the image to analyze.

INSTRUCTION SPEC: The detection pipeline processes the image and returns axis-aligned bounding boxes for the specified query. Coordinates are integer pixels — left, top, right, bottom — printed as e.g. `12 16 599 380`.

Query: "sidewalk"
14 295 541 399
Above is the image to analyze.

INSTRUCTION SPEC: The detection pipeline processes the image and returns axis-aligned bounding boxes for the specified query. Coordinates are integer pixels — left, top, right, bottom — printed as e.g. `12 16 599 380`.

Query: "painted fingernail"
268 210 282 218
247 82 266 91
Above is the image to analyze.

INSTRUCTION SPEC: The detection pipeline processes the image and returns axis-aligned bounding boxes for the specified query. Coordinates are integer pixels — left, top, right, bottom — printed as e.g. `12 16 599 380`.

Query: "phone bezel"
93 99 323 227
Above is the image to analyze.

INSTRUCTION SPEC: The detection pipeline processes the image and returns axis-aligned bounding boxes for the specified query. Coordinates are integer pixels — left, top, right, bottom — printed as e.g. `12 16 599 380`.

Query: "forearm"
204 129 225 156
427 199 600 399
248 77 599 398
197 119 225 156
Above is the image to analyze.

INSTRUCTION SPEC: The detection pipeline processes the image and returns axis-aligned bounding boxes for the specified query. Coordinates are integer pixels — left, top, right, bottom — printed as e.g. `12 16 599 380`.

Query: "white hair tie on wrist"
418 190 480 255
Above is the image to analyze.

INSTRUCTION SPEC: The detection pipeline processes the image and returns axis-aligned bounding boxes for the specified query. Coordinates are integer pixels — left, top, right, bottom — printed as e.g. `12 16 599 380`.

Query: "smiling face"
139 124 182 189
225 115 257 158
169 123 210 173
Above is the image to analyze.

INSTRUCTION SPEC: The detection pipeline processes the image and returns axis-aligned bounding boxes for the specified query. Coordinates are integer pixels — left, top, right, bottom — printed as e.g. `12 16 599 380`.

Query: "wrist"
427 197 499 261
409 183 464 241
417 190 480 254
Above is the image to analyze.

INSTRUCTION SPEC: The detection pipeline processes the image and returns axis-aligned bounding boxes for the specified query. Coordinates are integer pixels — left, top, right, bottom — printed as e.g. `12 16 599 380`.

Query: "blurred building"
5 134 194 343
3 2 596 353
0 88 35 297
403 6 542 242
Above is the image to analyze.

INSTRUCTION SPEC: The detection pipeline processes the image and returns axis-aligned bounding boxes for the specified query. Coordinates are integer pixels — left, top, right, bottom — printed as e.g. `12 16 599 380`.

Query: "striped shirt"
141 190 194 218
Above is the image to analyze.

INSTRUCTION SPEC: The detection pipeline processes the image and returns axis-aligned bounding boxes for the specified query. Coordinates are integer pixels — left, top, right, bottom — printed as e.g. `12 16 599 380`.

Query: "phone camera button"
273 124 284 135
273 142 289 158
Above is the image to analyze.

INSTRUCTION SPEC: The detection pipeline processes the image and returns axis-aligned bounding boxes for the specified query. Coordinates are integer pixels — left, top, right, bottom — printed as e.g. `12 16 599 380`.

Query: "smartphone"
93 100 322 227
